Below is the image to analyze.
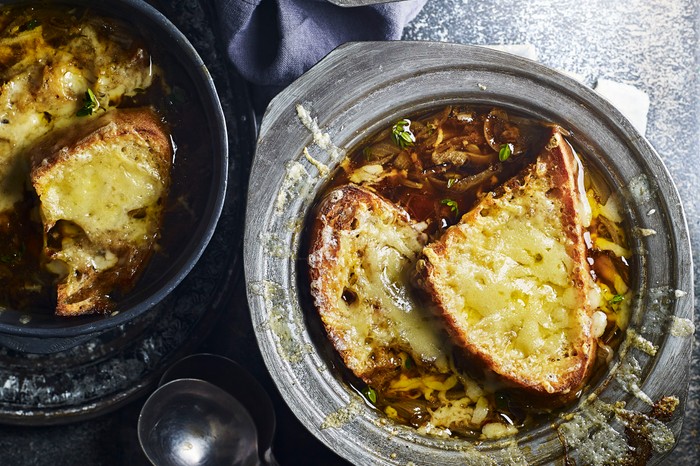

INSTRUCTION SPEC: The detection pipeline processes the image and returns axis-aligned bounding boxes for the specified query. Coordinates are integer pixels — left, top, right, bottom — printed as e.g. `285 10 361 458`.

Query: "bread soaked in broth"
306 106 633 438
0 6 179 315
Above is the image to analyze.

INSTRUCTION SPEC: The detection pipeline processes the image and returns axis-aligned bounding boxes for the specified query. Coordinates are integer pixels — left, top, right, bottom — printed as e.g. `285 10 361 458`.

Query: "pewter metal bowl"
244 41 694 464
0 0 228 353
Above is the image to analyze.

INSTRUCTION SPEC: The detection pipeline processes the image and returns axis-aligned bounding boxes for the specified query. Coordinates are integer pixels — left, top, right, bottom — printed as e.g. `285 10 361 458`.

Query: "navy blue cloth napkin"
215 0 426 111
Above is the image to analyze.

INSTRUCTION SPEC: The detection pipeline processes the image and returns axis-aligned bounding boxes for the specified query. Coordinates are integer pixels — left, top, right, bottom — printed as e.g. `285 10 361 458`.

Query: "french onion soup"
304 105 632 438
0 5 211 316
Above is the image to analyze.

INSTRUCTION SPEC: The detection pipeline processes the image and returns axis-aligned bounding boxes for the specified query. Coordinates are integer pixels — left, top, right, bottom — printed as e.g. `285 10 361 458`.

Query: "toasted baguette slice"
417 129 599 395
308 184 446 383
30 107 172 316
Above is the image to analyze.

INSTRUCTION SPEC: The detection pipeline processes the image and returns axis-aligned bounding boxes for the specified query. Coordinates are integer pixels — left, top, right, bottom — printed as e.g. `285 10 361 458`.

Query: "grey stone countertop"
0 0 696 465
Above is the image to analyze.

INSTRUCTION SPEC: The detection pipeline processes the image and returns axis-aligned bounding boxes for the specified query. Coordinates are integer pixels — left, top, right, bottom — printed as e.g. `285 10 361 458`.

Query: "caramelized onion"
364 141 401 164
451 165 502 193
483 108 526 155
587 169 612 205
387 399 431 424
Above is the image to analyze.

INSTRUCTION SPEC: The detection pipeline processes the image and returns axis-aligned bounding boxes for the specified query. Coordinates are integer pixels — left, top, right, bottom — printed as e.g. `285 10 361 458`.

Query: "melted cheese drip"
669 316 695 337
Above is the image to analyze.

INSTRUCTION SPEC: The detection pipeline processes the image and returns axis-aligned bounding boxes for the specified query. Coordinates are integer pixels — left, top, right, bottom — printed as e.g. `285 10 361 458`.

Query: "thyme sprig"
76 89 100 117
391 118 415 149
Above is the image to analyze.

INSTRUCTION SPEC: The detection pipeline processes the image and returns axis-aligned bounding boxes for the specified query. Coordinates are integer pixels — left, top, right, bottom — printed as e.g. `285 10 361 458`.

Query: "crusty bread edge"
308 184 415 382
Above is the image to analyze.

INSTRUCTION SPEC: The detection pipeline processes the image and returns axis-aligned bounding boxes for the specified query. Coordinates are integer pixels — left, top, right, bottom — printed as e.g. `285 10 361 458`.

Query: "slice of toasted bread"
308 184 446 383
30 107 172 316
416 129 599 395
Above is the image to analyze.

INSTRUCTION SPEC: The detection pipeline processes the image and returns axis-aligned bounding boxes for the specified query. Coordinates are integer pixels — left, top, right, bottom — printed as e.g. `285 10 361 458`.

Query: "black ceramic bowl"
0 0 228 352
245 42 694 465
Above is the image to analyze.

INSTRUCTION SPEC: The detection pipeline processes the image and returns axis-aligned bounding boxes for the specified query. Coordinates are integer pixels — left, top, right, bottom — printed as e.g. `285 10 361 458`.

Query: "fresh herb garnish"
404 355 415 370
610 294 625 304
446 177 457 189
362 146 373 160
441 198 459 217
23 19 40 31
391 118 415 149
363 386 377 404
499 143 512 162
76 89 100 116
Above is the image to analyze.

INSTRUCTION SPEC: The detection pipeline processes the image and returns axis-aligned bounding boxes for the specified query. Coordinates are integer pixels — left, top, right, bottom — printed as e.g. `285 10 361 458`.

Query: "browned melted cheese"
0 8 156 213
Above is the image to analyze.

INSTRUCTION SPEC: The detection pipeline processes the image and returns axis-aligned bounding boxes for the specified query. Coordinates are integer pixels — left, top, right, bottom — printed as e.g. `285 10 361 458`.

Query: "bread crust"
417 129 598 396
29 107 172 316
30 107 171 186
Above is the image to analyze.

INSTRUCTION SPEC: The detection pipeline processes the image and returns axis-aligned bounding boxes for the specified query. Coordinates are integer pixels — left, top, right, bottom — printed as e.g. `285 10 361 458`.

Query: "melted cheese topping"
424 171 594 389
311 190 449 375
36 128 165 246
335 202 448 368
0 12 156 212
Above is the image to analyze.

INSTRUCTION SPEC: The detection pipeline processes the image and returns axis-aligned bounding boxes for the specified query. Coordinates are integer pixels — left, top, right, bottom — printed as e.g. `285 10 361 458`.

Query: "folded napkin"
594 79 649 136
215 0 427 112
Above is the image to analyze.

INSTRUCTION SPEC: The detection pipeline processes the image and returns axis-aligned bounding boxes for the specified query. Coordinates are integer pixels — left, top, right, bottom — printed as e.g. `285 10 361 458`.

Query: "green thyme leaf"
404 355 415 370
391 119 415 149
23 19 40 31
499 143 512 162
441 198 459 217
609 294 625 304
76 89 100 117
363 386 377 404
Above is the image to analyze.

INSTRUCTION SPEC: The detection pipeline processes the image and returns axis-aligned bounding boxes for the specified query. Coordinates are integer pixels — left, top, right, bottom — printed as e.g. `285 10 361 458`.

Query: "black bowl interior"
0 0 228 338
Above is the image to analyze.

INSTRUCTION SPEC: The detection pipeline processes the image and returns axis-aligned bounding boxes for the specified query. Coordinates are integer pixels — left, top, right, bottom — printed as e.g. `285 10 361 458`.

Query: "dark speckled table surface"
0 1 697 465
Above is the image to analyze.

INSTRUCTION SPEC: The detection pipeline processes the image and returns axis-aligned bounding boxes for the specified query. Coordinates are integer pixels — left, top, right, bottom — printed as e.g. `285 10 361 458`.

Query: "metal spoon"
158 353 277 465
138 378 260 466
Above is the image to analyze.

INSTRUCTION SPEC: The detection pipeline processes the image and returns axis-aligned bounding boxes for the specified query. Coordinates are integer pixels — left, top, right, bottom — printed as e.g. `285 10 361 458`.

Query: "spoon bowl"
159 353 276 465
138 378 259 466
